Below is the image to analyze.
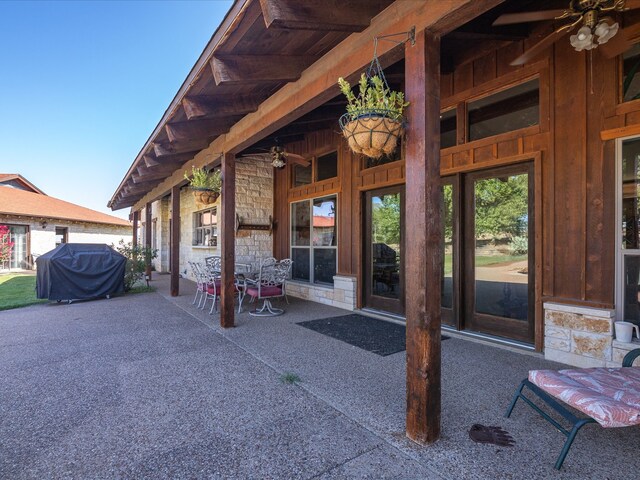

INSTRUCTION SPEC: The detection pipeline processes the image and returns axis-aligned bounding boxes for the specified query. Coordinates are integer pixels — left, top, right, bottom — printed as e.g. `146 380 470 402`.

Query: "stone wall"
544 302 616 367
149 156 274 281
286 275 356 311
0 214 131 270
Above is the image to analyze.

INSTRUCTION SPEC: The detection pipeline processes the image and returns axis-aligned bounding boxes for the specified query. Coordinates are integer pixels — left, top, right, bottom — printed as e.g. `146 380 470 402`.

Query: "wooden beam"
170 185 180 297
143 154 161 168
132 0 504 212
165 119 233 143
600 123 640 141
259 0 385 32
404 29 442 445
210 54 314 85
220 152 236 329
153 140 209 157
145 203 152 279
182 95 262 120
132 210 139 247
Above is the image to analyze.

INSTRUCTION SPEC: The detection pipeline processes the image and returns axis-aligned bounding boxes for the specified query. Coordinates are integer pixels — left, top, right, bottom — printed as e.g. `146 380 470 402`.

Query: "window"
293 150 338 186
194 208 217 247
468 78 539 141
290 195 337 285
618 137 640 324
440 108 457 149
316 151 338 181
623 44 640 102
55 227 68 246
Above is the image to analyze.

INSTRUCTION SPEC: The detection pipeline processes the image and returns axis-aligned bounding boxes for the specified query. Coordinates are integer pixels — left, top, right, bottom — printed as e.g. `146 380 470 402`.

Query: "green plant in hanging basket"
184 166 222 204
338 73 409 159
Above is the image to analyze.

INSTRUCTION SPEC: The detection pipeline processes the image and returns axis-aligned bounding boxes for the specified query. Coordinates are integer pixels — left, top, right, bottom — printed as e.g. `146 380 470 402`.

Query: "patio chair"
189 261 208 308
245 260 289 316
505 348 640 470
205 255 222 273
276 258 293 304
201 263 222 313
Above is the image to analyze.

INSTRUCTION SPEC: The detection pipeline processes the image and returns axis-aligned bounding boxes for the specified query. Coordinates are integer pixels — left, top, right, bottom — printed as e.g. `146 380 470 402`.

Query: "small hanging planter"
338 47 409 159
184 166 221 205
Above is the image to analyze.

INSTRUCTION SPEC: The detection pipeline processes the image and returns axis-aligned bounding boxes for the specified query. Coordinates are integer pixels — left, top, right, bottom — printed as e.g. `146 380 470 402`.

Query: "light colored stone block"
545 326 570 340
545 337 570 352
571 331 611 360
576 316 612 334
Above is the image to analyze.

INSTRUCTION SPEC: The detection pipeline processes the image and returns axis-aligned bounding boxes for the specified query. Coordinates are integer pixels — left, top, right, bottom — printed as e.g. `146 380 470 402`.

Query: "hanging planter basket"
339 109 404 159
192 188 219 205
338 34 410 160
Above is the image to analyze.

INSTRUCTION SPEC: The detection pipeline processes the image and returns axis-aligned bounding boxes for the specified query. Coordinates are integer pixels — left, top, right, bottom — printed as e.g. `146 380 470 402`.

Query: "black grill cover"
36 244 126 301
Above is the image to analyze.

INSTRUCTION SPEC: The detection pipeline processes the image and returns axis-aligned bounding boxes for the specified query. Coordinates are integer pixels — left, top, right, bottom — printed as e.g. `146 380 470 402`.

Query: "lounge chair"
505 348 640 470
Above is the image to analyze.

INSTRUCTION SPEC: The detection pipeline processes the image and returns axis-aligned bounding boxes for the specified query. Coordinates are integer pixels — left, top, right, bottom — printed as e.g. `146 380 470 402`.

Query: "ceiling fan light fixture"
594 19 619 44
570 25 596 51
271 157 286 169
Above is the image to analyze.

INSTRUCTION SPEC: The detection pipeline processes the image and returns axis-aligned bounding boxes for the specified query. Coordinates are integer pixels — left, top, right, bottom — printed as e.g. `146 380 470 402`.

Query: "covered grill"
36 243 126 301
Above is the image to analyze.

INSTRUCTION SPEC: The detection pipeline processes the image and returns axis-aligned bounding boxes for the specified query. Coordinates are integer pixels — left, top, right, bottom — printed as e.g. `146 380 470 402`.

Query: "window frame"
193 207 218 247
291 147 338 188
289 194 338 285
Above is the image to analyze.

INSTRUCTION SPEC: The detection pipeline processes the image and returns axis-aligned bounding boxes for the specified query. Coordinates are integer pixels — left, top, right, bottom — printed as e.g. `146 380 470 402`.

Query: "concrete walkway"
1 275 638 479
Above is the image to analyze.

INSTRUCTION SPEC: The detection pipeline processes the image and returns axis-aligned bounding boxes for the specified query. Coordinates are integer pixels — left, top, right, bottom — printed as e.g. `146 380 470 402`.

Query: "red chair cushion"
246 285 282 298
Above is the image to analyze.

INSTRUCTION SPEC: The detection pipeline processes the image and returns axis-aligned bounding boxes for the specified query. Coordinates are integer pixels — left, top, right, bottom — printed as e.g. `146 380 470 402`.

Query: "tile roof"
0 173 46 194
0 185 130 227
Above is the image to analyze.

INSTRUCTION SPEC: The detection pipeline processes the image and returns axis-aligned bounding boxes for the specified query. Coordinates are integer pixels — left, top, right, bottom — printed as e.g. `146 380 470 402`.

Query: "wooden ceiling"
109 0 393 210
110 0 636 211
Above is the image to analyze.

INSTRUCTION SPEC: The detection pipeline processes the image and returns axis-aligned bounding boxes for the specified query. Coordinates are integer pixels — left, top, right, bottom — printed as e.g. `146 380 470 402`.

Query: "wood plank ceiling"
108 0 394 210
109 0 575 211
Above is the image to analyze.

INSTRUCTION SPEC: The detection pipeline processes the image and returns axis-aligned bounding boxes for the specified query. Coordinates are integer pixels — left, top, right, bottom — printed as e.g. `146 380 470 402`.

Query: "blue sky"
0 0 233 219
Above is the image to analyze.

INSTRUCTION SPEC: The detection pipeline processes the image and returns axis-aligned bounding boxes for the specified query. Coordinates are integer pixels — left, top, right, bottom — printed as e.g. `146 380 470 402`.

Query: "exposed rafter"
210 54 315 85
259 0 388 32
165 118 233 143
153 140 209 158
182 95 263 120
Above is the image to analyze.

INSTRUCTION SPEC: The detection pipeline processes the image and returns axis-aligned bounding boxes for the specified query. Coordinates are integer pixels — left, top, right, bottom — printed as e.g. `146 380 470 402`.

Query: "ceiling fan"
269 145 310 169
492 0 640 66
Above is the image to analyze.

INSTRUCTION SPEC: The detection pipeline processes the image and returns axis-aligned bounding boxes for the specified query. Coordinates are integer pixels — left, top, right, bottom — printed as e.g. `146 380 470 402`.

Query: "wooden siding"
272 31 640 320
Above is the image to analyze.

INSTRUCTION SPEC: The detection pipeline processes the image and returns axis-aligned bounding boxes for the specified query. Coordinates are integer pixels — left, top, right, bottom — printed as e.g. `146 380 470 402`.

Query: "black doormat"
297 314 450 356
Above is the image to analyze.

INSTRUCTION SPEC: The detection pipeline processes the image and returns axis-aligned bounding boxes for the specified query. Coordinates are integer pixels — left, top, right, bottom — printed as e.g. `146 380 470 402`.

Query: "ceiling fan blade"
287 156 311 167
493 10 568 27
285 152 307 160
600 23 640 58
510 25 575 66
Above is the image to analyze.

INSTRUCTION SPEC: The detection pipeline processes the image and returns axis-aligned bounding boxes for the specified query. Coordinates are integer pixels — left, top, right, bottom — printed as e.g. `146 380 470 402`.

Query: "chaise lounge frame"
505 348 640 470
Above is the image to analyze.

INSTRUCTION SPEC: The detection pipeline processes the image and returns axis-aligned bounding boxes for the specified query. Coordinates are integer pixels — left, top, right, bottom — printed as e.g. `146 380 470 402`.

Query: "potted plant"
338 73 409 158
184 166 222 204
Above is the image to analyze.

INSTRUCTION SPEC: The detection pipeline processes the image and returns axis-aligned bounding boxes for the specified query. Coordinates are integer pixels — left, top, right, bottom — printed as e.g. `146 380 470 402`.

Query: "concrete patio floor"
1 274 638 479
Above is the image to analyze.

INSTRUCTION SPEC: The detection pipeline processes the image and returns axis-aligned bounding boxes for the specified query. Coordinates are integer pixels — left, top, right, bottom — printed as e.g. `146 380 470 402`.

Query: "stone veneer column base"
544 302 615 367
285 275 356 311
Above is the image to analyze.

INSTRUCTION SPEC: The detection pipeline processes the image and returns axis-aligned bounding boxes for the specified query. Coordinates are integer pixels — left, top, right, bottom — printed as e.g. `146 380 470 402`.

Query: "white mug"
614 321 640 343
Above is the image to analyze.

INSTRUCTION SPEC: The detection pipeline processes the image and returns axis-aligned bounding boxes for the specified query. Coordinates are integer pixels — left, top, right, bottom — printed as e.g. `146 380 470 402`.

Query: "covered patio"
2 280 638 478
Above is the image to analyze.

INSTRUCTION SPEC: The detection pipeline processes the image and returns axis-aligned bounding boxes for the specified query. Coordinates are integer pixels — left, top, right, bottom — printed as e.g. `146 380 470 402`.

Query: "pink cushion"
529 368 640 428
246 285 283 298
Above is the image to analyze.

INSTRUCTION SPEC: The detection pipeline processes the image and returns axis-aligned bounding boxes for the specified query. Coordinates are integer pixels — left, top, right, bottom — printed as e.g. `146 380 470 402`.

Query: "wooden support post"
404 29 442 444
220 152 236 328
170 186 180 297
145 202 152 280
132 210 139 247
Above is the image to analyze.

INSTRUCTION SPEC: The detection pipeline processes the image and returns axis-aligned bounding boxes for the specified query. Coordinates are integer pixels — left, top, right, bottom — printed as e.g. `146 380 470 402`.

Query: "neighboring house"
0 174 130 270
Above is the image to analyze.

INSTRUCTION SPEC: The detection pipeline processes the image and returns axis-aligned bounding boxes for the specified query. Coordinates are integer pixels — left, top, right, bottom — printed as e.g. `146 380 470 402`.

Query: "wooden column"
132 210 139 247
170 186 180 297
220 152 236 328
404 29 442 444
145 202 152 280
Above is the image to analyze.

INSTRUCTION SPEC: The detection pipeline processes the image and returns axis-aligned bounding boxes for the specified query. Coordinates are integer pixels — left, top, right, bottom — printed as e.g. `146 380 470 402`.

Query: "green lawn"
443 254 527 275
0 273 46 311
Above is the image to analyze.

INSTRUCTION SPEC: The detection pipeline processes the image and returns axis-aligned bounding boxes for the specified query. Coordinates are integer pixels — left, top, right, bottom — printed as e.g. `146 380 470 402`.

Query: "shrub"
338 73 409 121
509 236 528 255
111 240 157 292
0 225 14 267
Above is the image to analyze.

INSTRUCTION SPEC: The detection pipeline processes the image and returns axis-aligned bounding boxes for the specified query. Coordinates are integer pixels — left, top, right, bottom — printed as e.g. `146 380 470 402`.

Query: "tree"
372 194 400 245
473 174 528 239
0 225 14 268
